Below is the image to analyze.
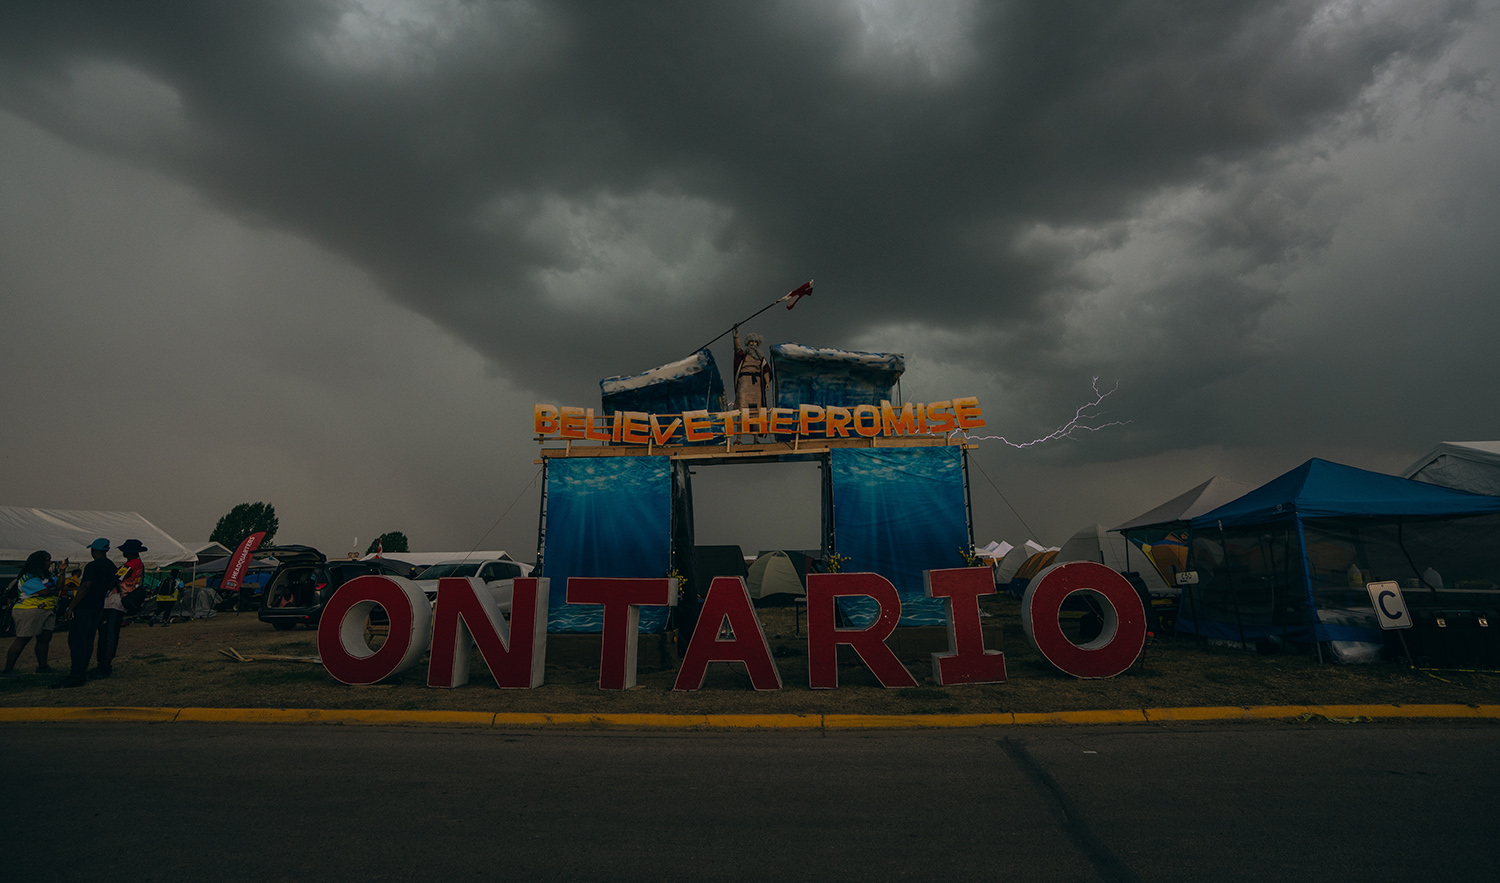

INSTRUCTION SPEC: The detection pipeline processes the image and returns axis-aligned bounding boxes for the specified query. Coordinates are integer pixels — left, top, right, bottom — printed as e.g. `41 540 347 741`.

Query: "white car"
413 558 533 613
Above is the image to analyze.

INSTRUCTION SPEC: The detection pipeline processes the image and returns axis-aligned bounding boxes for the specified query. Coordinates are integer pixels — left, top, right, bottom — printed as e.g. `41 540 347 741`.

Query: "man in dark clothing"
97 538 146 676
53 538 115 689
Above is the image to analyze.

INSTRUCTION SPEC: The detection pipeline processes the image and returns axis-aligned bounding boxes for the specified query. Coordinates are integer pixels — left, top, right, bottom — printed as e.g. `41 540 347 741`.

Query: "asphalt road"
5 721 1497 882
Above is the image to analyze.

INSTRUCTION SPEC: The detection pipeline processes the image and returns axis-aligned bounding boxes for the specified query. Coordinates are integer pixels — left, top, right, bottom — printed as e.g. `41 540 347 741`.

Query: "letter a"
673 577 782 691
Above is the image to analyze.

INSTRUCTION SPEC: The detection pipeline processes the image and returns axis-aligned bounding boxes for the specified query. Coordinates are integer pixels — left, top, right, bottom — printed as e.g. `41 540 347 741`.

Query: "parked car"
413 558 533 613
257 546 419 631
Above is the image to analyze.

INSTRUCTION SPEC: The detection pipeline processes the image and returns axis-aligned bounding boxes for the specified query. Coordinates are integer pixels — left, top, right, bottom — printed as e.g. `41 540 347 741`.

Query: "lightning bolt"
954 377 1127 448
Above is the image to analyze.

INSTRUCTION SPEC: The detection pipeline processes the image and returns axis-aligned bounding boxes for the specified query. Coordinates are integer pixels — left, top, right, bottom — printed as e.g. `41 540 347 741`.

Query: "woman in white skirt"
3 550 58 675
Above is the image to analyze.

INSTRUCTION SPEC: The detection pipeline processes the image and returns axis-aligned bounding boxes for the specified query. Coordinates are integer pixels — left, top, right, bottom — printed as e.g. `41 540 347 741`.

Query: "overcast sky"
2 1 1498 559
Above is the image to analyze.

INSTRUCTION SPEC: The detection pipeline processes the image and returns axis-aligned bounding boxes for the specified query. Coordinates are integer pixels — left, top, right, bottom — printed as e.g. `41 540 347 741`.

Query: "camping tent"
745 550 807 600
1054 524 1170 594
1401 441 1500 496
0 506 194 569
992 543 1031 583
1181 458 1500 653
179 541 233 563
975 540 1013 560
1113 476 1255 585
995 541 1056 584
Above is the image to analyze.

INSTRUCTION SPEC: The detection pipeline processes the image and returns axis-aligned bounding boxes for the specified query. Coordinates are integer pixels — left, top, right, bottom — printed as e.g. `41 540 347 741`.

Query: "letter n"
428 577 549 688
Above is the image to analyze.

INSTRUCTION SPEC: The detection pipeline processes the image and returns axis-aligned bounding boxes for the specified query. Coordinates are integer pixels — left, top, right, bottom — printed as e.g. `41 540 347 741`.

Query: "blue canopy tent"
1180 458 1500 653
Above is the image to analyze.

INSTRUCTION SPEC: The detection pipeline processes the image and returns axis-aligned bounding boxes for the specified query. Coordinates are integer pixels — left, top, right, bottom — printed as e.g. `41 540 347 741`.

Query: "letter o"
1022 561 1147 679
317 574 432 685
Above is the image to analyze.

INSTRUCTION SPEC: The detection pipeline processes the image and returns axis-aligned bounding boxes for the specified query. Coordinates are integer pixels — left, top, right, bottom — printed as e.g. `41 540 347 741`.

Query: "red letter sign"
805 572 917 688
428 577 549 689
925 567 1007 685
565 577 677 689
317 574 432 685
1022 561 1147 679
673 576 782 691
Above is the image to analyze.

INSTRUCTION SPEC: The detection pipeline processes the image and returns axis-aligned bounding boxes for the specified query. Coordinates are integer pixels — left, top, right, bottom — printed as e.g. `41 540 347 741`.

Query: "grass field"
2 595 1496 715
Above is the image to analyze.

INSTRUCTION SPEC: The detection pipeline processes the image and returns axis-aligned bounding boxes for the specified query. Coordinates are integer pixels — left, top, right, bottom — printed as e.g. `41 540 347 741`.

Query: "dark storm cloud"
0 0 1487 454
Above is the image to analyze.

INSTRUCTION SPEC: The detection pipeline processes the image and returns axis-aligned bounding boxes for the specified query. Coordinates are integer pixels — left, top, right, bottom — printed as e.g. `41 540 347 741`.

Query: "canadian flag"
783 280 813 309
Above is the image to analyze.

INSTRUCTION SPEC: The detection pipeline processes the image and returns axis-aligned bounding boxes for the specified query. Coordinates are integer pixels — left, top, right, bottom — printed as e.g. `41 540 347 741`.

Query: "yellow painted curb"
705 714 823 728
0 706 177 723
1145 706 1259 722
175 708 498 726
2 704 1497 728
1012 709 1150 725
824 713 1016 728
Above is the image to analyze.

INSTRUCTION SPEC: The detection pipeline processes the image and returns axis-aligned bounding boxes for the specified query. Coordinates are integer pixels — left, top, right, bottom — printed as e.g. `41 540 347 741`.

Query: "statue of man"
733 328 771 410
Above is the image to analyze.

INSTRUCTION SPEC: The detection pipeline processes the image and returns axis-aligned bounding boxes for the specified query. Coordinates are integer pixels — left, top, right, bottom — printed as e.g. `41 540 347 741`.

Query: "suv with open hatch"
257 546 419 631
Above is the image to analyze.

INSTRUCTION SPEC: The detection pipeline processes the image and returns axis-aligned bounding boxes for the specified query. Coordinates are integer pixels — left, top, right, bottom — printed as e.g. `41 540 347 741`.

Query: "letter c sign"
1022 561 1147 679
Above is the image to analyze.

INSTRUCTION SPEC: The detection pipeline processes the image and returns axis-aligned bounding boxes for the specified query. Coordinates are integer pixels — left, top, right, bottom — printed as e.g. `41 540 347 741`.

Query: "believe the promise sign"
534 398 985 444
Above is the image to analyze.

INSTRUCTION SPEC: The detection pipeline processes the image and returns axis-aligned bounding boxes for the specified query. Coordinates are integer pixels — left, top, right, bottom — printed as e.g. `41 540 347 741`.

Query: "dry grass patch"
1 595 1496 714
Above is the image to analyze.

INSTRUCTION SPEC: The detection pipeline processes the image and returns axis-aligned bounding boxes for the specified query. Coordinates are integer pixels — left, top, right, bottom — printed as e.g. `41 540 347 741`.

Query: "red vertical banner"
221 531 266 594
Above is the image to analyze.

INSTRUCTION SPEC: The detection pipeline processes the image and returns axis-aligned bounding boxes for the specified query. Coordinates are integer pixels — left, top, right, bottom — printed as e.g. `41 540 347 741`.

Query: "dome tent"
745 550 806 600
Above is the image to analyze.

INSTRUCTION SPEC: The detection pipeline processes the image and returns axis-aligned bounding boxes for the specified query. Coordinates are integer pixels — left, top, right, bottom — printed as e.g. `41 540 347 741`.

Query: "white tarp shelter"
1054 524 1170 593
1112 476 1256 533
1401 441 1500 497
994 541 1058 583
357 551 522 569
975 540 1013 560
179 540 233 561
0 506 194 569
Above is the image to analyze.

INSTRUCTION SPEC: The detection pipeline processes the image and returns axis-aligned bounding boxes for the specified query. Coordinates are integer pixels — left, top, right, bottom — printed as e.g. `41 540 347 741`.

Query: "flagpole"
689 280 813 356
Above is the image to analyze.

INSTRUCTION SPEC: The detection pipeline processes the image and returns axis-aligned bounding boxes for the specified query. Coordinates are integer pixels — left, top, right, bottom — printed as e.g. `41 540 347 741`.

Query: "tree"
211 502 279 548
367 531 409 555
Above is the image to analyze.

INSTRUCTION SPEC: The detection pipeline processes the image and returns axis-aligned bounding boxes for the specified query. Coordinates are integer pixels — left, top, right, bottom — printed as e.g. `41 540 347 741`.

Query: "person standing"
152 570 180 626
97 538 145 676
3 551 58 675
54 538 115 689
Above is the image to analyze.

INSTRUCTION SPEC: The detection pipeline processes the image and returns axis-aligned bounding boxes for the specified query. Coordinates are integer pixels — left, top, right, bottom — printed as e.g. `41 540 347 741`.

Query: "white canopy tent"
1054 524 1170 594
1401 441 1500 497
0 506 194 569
1112 476 1256 533
356 551 524 570
179 540 233 562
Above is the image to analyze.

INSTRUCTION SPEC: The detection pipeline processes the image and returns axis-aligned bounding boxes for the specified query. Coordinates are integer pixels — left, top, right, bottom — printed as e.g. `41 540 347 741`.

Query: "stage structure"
534 344 979 636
